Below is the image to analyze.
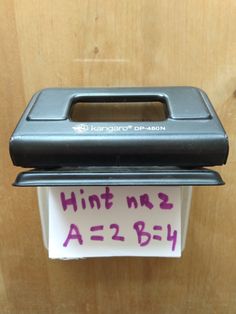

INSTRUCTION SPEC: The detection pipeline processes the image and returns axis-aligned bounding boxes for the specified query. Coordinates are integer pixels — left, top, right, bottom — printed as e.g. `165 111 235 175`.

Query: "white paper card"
48 186 181 259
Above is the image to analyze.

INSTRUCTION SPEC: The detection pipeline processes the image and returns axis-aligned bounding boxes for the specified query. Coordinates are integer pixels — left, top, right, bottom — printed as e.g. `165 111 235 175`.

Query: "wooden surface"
0 1 236 313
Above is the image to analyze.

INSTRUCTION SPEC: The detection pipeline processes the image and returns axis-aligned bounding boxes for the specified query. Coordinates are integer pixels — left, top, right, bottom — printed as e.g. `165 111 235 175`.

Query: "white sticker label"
49 186 181 259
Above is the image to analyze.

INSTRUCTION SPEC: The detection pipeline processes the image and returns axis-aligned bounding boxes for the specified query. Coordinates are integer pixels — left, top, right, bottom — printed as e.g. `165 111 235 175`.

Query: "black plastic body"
13 167 224 187
10 87 229 168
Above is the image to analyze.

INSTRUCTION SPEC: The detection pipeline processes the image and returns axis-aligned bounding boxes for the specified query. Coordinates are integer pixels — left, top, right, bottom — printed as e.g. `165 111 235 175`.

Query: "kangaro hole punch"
9 87 228 254
10 87 228 186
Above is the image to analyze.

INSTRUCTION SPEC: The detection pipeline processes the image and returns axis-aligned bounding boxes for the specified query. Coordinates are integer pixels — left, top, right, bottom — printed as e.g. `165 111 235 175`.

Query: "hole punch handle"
27 87 211 121
70 99 167 122
10 87 228 169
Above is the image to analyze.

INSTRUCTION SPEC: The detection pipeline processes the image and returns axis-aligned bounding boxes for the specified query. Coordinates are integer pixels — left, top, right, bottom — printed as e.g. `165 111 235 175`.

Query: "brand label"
72 124 166 133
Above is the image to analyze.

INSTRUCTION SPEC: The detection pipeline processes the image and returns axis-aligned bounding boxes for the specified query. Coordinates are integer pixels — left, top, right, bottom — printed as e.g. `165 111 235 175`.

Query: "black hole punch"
70 96 167 122
11 87 228 170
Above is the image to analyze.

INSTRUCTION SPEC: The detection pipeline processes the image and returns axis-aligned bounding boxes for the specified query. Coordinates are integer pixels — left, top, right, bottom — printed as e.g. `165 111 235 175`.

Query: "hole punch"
9 87 228 255
10 87 228 169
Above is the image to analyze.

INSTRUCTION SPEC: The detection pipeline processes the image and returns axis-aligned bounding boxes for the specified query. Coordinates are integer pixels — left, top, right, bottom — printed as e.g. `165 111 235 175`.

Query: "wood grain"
0 0 236 313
